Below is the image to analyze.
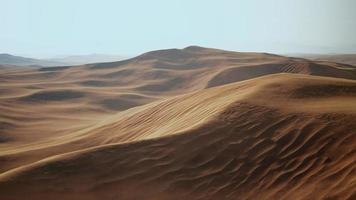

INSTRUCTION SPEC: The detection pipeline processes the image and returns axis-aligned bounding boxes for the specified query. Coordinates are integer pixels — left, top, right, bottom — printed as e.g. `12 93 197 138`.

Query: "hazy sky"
1 0 355 58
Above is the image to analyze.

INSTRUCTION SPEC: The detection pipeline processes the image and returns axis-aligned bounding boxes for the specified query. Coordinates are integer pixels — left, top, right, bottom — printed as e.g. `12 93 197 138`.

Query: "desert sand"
0 46 355 200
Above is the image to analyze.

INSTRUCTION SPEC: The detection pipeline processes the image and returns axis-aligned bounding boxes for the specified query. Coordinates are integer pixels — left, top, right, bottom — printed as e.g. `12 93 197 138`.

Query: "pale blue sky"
1 0 355 58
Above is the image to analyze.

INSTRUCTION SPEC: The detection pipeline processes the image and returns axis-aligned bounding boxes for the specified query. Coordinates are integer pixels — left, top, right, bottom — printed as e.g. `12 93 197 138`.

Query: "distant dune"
0 53 126 67
0 46 355 200
291 54 356 67
48 54 127 65
0 53 65 67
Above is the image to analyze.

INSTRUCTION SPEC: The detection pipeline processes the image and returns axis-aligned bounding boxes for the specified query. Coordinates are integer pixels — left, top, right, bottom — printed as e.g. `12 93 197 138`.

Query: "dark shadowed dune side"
20 90 86 102
88 59 135 69
79 80 114 87
291 84 356 98
207 61 356 88
207 63 286 87
98 94 157 111
39 66 72 71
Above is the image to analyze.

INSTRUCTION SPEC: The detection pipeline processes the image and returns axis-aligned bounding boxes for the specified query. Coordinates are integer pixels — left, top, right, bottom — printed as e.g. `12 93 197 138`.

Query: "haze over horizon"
1 0 356 58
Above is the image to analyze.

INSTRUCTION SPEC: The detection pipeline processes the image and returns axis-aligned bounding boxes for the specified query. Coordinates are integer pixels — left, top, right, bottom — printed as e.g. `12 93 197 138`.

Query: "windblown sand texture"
0 46 355 200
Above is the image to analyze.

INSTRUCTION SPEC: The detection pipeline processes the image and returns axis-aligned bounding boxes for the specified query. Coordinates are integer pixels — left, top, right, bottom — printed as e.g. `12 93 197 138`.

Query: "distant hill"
311 54 356 66
48 54 127 65
0 53 127 67
0 53 65 67
290 53 356 66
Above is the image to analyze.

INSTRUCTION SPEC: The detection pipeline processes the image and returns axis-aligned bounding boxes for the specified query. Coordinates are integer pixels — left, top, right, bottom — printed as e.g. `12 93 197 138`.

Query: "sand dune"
0 74 355 200
0 47 355 199
1 47 355 146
